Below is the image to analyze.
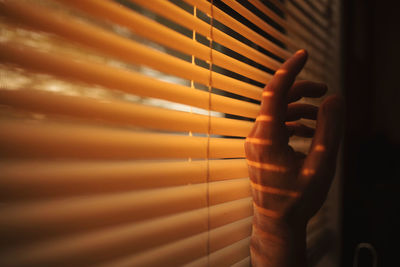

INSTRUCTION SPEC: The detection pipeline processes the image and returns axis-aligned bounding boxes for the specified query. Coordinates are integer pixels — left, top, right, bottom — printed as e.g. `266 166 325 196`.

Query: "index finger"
258 49 308 126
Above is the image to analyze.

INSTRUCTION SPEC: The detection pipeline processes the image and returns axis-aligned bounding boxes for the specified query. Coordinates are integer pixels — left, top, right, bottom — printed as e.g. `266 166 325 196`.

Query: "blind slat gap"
218 0 326 78
247 0 329 62
51 0 273 83
1 1 265 100
127 0 284 71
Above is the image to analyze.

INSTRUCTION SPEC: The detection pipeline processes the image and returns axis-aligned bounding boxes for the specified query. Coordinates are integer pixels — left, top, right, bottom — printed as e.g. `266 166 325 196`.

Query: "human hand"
245 50 343 266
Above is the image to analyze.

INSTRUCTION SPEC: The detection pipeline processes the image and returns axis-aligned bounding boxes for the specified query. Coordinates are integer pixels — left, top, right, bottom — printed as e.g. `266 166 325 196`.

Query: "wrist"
251 211 307 267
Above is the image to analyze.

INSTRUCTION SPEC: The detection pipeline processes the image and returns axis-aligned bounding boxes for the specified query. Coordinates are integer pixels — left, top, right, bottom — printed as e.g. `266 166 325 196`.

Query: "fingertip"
295 49 308 61
287 81 328 103
321 94 344 118
277 49 308 79
296 48 307 55
319 83 328 95
289 49 308 74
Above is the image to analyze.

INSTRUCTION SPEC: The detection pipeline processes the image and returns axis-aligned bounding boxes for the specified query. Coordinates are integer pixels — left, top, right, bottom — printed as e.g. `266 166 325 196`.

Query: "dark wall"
342 0 400 266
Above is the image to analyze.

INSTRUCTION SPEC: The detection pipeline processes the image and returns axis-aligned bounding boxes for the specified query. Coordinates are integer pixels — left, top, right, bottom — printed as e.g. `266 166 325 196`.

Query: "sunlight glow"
302 168 315 176
262 91 274 97
247 160 287 173
250 181 299 197
275 69 287 75
253 202 280 218
256 115 273 122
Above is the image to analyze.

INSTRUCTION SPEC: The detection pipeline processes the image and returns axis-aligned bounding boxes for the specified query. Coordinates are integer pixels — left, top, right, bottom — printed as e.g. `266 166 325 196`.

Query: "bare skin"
245 49 343 267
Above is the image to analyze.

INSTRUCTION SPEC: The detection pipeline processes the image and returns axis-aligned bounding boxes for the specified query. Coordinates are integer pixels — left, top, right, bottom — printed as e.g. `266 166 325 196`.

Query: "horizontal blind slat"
291 0 329 30
0 199 252 264
0 159 249 200
97 219 252 267
267 0 335 75
219 0 326 78
219 0 296 50
183 0 290 59
0 89 253 137
268 0 331 44
45 0 273 84
247 0 288 29
0 179 251 237
128 0 283 71
0 42 260 118
1 0 264 100
284 1 332 48
0 216 252 267
0 120 246 159
305 0 327 17
185 0 329 72
247 0 328 58
184 237 251 267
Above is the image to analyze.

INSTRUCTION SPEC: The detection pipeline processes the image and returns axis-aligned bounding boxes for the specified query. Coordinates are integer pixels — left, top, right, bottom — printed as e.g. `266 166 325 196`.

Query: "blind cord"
206 0 214 265
189 6 197 143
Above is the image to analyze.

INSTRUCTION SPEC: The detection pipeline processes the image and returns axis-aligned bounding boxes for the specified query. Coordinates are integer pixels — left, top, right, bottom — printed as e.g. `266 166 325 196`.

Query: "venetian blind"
0 0 341 266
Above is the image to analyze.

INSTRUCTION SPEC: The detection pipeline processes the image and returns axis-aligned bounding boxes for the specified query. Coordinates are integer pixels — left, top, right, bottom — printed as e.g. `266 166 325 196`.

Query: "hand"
245 50 343 267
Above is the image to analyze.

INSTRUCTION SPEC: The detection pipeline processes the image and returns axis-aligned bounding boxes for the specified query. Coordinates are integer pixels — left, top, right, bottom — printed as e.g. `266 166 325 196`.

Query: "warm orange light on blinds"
0 43 260 118
52 0 272 84
0 120 246 159
128 0 283 71
0 89 253 137
0 159 249 199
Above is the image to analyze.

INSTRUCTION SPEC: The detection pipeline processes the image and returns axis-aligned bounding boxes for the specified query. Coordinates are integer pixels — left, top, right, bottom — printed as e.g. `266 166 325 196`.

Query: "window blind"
0 0 341 266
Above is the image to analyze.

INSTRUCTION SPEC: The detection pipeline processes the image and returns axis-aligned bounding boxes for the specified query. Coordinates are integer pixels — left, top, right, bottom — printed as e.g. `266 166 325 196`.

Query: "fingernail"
296 49 307 56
